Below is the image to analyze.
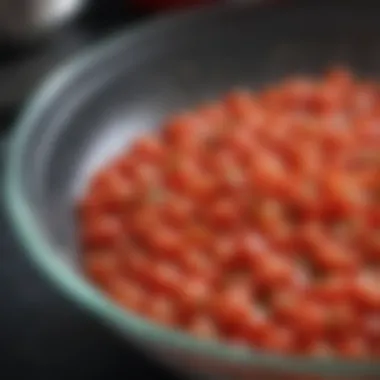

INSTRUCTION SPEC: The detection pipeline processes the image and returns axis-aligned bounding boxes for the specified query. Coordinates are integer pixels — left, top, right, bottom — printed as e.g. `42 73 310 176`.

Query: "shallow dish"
5 3 380 379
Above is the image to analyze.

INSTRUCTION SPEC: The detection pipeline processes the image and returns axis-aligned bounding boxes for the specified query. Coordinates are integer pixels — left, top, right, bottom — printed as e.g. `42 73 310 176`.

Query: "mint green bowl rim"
4 3 380 377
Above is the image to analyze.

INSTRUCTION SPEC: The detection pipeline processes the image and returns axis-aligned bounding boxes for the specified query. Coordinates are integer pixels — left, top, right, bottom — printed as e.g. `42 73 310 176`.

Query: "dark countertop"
0 191 177 380
0 3 179 379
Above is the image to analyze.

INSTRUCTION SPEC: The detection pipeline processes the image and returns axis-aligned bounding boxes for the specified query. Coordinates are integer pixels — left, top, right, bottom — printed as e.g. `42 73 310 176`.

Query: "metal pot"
0 0 88 40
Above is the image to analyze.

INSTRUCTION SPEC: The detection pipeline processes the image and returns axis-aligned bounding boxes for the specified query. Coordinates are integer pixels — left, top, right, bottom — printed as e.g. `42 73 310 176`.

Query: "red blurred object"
132 0 217 11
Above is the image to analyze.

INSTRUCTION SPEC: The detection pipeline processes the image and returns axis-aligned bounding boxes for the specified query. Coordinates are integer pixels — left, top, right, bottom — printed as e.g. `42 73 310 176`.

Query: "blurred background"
0 1 367 380
0 3 199 380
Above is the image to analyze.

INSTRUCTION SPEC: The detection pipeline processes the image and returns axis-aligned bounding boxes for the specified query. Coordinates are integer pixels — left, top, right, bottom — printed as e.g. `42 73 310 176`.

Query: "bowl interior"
8 3 380 376
25 4 380 266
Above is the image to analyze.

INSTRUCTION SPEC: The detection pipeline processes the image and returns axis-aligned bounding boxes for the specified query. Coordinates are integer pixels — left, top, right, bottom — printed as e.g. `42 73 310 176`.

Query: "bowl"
5 3 380 379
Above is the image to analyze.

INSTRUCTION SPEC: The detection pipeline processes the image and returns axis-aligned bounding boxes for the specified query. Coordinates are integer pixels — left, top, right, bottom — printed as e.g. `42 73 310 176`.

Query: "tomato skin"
81 216 123 250
176 277 211 319
352 273 380 311
187 314 219 340
149 262 183 295
107 278 147 313
259 325 297 354
80 68 379 360
84 251 117 286
335 335 369 359
310 274 353 303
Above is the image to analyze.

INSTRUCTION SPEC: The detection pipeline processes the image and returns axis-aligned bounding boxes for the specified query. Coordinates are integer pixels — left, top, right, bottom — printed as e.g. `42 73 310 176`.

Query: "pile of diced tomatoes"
80 68 379 359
